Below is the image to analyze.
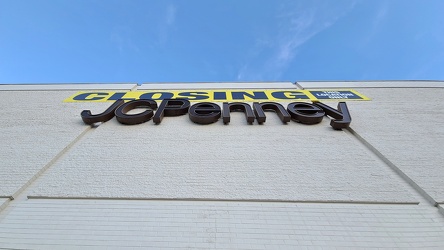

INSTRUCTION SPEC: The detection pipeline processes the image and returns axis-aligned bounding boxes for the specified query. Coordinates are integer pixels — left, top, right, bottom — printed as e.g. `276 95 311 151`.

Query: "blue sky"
0 0 443 83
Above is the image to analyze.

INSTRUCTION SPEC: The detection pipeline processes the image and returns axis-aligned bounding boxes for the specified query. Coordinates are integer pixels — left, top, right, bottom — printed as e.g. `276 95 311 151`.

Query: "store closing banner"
65 89 370 102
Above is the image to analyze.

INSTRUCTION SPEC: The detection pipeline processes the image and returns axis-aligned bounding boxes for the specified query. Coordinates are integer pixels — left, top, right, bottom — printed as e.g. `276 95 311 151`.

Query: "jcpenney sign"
81 99 351 130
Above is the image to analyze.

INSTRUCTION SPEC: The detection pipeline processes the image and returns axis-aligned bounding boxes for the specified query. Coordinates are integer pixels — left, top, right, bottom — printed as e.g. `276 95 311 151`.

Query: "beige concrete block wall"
1 200 444 249
346 88 444 203
1 82 444 249
29 102 416 202
0 85 135 198
0 91 91 196
0 199 9 211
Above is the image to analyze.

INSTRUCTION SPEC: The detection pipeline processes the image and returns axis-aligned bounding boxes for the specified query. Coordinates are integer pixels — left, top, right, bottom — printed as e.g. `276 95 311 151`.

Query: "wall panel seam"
346 127 440 211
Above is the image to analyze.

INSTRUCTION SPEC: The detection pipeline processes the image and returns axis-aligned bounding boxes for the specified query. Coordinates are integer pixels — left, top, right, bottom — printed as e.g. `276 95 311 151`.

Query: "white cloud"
110 26 140 55
360 1 388 47
237 0 357 81
158 3 178 45
166 4 177 25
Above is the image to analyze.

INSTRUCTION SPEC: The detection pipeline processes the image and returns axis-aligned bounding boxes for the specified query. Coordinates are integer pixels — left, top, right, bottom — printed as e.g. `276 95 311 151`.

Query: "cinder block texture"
0 199 443 249
348 88 444 202
31 101 415 202
0 91 117 196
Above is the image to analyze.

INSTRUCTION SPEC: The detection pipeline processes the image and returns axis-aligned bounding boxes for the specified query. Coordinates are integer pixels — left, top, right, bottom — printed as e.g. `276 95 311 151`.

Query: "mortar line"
25 196 419 205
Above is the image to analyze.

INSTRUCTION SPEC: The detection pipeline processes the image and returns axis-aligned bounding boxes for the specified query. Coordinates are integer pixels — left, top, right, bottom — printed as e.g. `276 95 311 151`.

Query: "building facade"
0 81 444 249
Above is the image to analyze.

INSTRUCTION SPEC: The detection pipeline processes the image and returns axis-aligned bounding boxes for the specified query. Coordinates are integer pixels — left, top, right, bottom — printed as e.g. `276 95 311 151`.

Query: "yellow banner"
64 89 370 102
